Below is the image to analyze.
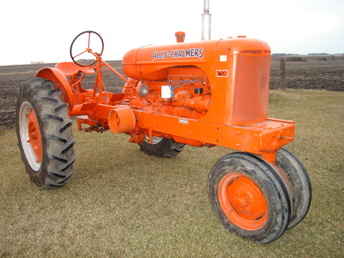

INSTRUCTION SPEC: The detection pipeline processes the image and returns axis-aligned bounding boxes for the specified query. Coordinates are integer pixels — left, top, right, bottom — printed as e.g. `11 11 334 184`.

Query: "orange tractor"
16 31 311 243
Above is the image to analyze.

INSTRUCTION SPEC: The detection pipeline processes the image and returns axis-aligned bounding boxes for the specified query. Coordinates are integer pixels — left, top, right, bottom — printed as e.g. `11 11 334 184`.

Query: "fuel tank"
122 37 271 81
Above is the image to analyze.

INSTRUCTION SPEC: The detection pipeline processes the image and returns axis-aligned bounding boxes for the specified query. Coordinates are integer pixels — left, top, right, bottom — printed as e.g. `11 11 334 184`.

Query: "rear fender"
36 67 75 104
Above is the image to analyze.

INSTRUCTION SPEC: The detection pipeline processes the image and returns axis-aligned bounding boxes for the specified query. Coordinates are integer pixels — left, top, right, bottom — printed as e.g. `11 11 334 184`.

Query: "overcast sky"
0 0 343 65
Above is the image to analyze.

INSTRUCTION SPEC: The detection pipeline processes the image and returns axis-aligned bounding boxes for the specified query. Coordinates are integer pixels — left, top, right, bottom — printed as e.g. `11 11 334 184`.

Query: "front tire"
277 148 312 229
208 152 290 243
16 78 75 188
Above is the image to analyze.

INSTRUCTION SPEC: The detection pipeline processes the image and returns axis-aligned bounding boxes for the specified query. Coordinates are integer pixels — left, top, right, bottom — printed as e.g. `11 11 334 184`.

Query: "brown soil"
270 57 344 91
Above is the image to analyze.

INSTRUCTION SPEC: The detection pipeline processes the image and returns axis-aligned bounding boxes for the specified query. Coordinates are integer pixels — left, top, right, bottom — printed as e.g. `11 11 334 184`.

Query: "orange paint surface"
36 34 295 163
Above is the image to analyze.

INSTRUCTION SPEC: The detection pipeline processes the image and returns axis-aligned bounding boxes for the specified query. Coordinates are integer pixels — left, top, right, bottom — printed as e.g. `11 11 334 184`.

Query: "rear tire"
16 78 75 188
208 152 290 243
139 137 184 158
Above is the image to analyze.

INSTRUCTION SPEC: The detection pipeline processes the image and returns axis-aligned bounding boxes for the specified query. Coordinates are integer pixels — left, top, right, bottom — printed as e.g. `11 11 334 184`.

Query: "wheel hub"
27 110 43 163
218 173 268 230
19 101 43 171
144 136 163 144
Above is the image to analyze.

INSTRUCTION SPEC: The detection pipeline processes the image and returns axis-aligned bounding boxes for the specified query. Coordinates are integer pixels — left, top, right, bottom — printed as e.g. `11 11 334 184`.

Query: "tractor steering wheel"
69 31 104 67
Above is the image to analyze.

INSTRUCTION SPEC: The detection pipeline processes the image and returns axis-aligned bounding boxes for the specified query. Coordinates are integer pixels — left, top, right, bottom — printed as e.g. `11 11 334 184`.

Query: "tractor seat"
55 62 95 77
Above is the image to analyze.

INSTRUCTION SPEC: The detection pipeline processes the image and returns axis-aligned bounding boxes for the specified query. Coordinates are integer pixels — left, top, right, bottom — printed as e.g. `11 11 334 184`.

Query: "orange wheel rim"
27 109 43 163
218 173 268 230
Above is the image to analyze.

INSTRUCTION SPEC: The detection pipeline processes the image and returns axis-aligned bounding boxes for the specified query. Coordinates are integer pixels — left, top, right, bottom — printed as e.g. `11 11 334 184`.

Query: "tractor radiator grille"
230 53 271 125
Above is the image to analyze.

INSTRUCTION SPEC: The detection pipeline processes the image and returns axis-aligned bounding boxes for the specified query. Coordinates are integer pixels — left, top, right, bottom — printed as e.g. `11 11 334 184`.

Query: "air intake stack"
202 0 212 40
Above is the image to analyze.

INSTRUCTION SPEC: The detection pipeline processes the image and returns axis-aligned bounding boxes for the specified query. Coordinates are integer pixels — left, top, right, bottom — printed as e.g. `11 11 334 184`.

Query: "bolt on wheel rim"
19 101 43 171
144 136 163 144
218 173 268 230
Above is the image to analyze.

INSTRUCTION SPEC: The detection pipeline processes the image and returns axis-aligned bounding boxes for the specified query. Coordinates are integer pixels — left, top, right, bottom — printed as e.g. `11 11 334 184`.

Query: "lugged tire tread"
59 121 73 133
16 78 75 188
54 103 68 113
139 138 185 158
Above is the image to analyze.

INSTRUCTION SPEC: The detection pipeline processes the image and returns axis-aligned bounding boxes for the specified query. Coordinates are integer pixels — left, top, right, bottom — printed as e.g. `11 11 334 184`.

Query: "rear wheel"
208 152 290 243
16 78 75 188
139 137 184 158
276 148 312 229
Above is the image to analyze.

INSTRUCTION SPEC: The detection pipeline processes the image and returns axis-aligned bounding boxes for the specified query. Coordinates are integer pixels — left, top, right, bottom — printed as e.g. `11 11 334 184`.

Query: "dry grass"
0 90 343 257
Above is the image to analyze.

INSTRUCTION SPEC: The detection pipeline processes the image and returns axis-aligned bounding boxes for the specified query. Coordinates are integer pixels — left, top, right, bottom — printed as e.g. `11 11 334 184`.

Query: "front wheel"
208 152 290 243
16 78 75 188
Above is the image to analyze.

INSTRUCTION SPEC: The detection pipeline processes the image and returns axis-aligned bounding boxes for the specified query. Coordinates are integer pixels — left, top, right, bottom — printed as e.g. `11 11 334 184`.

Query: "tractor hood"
122 37 270 81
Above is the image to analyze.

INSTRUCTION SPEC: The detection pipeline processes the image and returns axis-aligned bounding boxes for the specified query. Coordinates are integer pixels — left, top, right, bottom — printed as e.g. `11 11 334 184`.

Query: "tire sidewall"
16 89 50 186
